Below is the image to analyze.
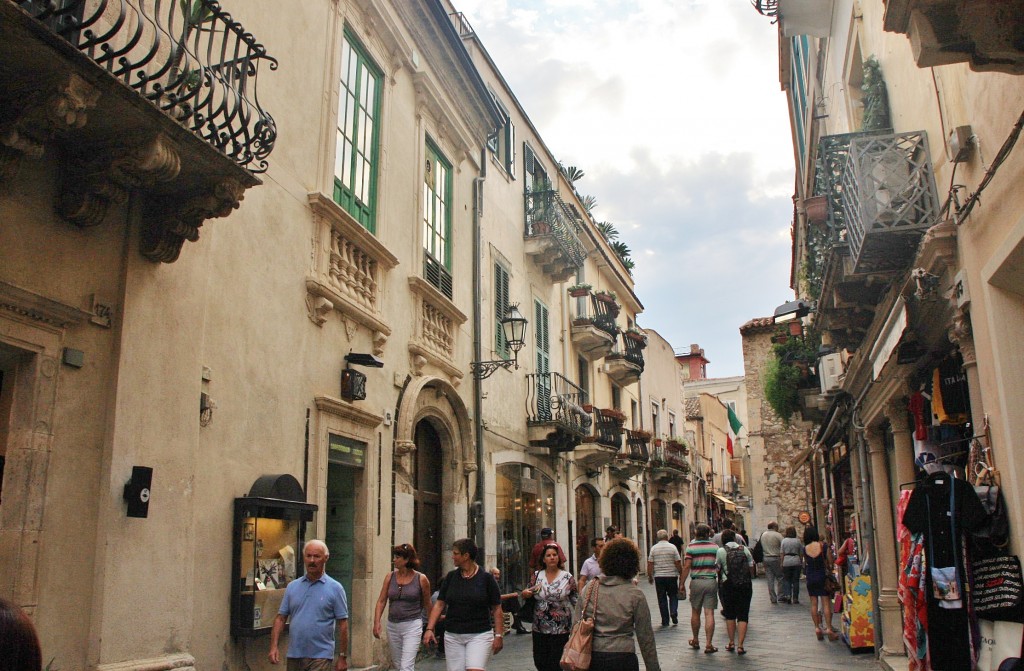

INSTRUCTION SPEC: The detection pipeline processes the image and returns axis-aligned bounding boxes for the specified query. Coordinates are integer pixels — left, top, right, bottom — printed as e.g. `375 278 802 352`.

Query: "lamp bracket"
470 358 516 380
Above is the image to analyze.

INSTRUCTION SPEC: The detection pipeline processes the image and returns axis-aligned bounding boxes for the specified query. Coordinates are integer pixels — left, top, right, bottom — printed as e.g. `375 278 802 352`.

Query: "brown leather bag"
560 580 599 671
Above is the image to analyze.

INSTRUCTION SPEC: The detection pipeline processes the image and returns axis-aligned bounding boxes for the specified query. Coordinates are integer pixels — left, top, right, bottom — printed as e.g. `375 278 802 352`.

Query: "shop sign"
798 511 812 525
329 433 366 467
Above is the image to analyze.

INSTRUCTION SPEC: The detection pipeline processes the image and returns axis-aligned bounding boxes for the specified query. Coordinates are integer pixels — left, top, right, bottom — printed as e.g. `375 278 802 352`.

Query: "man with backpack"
716 529 755 654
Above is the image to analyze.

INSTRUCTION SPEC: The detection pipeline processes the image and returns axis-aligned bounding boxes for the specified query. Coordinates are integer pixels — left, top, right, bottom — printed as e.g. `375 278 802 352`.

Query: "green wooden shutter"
535 300 550 420
495 264 510 358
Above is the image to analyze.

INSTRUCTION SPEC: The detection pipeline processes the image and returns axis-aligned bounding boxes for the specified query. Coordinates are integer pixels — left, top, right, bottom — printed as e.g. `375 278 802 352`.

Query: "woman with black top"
373 543 432 671
424 538 504 671
803 526 838 641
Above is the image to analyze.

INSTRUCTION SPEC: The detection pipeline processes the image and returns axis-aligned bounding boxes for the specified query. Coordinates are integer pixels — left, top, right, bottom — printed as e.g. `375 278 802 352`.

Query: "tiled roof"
739 317 774 333
685 398 702 419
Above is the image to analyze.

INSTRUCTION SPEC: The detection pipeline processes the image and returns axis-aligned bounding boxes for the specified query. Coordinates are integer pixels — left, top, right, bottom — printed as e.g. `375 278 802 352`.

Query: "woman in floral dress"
522 544 579 671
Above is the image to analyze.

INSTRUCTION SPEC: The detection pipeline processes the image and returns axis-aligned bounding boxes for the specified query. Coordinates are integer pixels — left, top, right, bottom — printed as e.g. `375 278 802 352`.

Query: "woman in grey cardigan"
574 538 660 671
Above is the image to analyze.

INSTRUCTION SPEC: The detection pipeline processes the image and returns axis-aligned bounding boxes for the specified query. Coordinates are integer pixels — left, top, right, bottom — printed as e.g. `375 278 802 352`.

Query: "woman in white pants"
374 543 432 671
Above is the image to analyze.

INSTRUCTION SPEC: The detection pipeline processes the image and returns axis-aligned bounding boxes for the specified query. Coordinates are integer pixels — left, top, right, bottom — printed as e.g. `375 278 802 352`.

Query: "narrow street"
419 577 880 671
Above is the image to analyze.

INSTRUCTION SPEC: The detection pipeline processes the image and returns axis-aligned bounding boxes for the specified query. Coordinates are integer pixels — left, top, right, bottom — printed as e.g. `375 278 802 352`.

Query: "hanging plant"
762 337 818 425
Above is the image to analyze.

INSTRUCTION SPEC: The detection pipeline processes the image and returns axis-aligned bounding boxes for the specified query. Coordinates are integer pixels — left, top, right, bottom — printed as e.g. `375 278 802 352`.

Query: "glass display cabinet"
231 474 317 637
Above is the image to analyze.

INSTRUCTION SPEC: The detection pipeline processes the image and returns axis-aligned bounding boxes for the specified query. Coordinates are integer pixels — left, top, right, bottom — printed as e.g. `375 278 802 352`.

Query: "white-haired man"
647 529 682 626
270 539 349 671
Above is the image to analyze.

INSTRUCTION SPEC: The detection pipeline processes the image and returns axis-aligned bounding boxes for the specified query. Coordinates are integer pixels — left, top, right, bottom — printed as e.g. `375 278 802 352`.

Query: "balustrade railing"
524 188 586 267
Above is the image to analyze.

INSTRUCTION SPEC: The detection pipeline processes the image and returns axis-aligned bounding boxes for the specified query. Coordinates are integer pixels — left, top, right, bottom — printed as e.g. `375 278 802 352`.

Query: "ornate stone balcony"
523 188 586 281
1 0 278 262
884 0 1024 74
305 193 398 348
526 372 591 452
407 277 466 381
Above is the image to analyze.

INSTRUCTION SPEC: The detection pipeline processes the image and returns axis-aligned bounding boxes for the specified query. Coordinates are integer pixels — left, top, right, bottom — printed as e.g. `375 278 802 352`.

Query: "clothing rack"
898 450 969 490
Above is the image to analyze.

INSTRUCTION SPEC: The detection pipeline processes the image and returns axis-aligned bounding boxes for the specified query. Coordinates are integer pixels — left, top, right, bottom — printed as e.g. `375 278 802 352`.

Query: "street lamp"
470 303 528 380
773 299 813 323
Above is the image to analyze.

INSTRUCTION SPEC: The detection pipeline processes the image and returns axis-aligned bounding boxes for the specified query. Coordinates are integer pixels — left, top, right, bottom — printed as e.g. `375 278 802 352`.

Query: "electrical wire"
956 105 1024 225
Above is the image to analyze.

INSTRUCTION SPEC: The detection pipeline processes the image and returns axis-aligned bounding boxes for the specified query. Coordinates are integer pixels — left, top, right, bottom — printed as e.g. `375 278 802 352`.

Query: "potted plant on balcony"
599 407 626 421
567 283 592 298
529 180 552 234
629 429 652 441
623 327 646 344
803 195 828 224
594 290 617 303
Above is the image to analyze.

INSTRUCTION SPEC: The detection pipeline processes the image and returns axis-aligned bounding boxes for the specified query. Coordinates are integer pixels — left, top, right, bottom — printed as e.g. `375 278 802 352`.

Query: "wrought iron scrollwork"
16 0 278 173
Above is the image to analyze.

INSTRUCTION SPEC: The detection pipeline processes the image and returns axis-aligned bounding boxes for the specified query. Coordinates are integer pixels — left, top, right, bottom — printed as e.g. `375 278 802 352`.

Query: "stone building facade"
739 318 813 532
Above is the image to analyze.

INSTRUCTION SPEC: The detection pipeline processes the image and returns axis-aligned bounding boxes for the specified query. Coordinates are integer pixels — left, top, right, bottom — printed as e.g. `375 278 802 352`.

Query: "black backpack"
751 534 764 564
725 546 752 588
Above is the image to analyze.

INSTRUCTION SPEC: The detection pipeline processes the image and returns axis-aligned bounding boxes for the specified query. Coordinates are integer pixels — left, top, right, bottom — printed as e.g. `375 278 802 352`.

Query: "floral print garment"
533 569 579 634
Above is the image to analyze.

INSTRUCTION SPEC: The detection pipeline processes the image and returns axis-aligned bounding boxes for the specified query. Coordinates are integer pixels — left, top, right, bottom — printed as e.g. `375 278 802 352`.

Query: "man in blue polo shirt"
269 539 349 671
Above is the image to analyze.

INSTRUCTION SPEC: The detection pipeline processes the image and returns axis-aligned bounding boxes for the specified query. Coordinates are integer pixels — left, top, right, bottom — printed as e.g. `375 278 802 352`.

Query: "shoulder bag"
560 580 599 671
517 570 540 623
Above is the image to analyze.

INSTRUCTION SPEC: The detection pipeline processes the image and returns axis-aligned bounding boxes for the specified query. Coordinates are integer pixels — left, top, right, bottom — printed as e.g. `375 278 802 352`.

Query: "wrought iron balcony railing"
524 188 587 267
591 408 624 449
526 372 592 436
620 430 651 463
14 0 277 172
815 130 939 275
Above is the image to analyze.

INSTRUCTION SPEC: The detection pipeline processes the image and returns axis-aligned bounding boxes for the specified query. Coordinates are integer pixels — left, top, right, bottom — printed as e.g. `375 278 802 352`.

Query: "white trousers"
443 631 494 671
387 618 422 671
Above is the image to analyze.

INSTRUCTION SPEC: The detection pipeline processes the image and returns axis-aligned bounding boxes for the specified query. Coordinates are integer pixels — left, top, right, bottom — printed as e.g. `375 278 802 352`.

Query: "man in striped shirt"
647 529 683 626
679 523 723 653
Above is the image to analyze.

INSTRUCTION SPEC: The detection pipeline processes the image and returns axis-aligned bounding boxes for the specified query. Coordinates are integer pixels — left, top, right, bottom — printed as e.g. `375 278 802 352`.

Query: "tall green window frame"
335 30 382 232
423 139 453 298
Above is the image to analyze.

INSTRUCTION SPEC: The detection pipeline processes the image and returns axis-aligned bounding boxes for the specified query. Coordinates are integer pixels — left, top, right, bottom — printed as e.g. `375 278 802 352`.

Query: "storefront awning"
710 493 737 511
792 443 818 473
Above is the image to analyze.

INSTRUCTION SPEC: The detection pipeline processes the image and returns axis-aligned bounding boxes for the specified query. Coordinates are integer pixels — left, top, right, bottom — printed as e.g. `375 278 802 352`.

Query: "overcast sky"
456 0 796 377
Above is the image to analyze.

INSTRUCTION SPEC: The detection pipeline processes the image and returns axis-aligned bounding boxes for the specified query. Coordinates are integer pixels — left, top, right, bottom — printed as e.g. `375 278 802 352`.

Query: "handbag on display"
977 619 1024 671
560 580 599 671
517 571 540 624
833 590 843 614
972 554 1024 623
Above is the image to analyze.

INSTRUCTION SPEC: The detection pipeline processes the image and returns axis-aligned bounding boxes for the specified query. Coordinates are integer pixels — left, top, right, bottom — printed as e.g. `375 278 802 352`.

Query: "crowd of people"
0 521 845 671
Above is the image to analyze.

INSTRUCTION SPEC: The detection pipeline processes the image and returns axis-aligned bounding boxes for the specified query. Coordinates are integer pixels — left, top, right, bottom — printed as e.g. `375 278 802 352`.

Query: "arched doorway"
575 484 599 571
413 419 444 588
672 502 685 541
611 493 630 539
651 499 668 534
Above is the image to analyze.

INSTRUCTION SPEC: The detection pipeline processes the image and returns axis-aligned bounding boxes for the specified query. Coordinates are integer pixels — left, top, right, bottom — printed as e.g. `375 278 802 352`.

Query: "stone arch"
395 375 474 475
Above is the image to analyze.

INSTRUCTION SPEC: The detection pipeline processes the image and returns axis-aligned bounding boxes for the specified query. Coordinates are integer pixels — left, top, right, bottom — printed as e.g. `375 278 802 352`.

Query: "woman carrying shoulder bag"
576 538 661 671
522 544 578 671
373 543 432 671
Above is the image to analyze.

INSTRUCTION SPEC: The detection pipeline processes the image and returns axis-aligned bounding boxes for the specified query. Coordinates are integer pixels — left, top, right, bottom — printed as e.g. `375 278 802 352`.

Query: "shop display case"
841 562 875 653
231 474 317 637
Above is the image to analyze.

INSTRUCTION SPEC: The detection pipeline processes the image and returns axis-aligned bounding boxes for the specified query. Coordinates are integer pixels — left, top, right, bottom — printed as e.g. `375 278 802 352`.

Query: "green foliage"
862 57 892 132
597 221 618 241
562 164 586 183
762 337 817 424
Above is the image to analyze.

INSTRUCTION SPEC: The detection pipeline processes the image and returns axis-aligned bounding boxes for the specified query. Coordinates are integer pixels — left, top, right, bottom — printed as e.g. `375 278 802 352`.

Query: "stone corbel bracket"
0 73 99 181
141 178 246 263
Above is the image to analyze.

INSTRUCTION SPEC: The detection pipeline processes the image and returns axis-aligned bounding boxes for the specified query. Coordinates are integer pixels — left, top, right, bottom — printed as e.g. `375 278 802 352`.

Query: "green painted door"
326 462 357 603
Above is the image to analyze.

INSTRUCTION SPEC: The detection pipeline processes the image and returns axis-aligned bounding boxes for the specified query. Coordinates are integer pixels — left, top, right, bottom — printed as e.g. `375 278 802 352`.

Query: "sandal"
827 629 839 641
737 647 747 655
704 645 718 654
688 639 700 649
725 643 735 652
815 628 824 641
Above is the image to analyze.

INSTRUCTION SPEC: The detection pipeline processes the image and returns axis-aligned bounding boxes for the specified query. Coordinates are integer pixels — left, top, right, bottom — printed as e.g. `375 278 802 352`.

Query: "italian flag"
727 405 743 457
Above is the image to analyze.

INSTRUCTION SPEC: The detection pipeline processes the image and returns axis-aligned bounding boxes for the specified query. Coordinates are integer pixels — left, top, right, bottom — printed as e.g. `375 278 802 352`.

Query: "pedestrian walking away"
580 538 661 671
578 537 605 591
759 522 785 604
1 597 43 671
678 523 722 654
779 525 803 605
269 539 350 671
668 529 684 554
803 526 839 641
373 543 432 671
521 545 578 671
646 529 682 626
717 529 755 655
423 539 504 671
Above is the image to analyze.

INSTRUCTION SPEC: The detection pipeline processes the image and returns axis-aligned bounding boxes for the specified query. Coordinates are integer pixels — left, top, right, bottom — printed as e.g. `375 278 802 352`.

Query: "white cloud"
455 0 795 375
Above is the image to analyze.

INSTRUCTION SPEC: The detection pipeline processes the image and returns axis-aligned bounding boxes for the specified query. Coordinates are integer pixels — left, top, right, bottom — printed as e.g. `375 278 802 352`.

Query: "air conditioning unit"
819 352 843 394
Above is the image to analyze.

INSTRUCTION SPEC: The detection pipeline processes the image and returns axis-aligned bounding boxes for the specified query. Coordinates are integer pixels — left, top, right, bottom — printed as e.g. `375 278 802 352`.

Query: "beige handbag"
560 580 600 671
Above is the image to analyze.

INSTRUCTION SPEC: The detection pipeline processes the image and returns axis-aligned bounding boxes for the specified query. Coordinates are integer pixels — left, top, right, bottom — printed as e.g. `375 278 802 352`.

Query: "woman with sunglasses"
374 543 432 671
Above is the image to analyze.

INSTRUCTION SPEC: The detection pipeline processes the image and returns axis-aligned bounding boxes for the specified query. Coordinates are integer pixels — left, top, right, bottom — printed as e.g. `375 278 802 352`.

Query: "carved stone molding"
884 398 911 434
141 178 245 263
314 395 384 428
0 74 99 181
0 281 92 329
394 440 416 456
407 277 466 381
60 134 182 228
305 192 396 348
948 309 977 367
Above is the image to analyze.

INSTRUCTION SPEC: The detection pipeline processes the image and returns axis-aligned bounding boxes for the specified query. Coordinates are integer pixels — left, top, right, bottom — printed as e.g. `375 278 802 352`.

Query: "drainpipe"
472 149 486 560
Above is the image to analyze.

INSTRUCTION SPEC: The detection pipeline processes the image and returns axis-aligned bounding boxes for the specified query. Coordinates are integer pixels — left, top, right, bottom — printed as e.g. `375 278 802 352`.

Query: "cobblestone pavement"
418 577 881 671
